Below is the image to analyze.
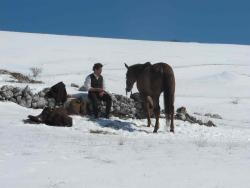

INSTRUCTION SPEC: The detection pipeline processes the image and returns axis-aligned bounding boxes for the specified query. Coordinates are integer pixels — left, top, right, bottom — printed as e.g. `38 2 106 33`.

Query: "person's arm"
84 75 91 91
103 78 106 91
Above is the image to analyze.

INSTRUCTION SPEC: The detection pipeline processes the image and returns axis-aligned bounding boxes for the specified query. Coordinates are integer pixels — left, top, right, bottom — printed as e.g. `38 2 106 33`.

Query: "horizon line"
1 29 249 47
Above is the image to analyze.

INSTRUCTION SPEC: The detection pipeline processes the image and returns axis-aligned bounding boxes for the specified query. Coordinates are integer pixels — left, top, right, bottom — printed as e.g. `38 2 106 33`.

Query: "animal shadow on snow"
93 118 136 132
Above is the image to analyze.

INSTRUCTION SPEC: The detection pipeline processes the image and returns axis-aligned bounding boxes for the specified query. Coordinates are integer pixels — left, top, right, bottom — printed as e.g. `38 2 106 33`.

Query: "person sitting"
84 63 112 119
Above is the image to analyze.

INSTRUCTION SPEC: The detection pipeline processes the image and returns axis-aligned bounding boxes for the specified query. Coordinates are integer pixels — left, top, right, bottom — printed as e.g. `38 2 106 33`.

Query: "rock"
10 98 17 103
71 83 79 88
26 94 32 101
131 107 136 114
38 91 45 97
187 115 197 123
13 90 22 97
16 96 22 104
0 69 10 74
130 93 142 102
19 99 27 107
26 99 32 108
32 94 39 102
0 85 5 91
2 90 13 99
204 113 222 119
204 113 212 117
1 85 14 91
194 112 202 116
212 114 222 119
135 103 142 109
196 119 203 125
115 105 120 112
37 98 47 108
32 102 38 109
176 113 186 121
38 88 49 98
47 98 56 108
206 120 216 127
13 87 21 93
42 87 50 94
22 85 32 97
176 107 187 114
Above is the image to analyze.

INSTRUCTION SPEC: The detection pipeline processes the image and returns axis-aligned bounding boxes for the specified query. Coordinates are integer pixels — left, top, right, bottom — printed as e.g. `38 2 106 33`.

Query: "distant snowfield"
0 31 250 188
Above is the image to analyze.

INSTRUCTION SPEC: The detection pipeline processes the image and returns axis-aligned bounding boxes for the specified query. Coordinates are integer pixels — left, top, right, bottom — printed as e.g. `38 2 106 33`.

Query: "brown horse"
125 62 175 133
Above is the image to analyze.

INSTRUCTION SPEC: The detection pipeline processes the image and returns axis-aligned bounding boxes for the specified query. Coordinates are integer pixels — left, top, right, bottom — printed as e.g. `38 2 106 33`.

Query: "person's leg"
100 93 112 118
88 92 100 118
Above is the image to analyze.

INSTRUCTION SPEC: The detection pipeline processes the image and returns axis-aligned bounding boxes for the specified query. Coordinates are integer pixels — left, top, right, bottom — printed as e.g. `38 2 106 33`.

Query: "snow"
0 31 250 188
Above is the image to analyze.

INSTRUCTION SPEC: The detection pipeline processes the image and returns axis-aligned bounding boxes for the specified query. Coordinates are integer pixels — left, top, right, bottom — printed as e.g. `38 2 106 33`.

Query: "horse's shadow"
92 118 136 132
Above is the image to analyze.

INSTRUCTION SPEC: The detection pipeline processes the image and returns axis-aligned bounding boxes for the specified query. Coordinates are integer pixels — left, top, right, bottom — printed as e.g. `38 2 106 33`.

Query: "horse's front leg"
145 100 151 127
153 99 160 133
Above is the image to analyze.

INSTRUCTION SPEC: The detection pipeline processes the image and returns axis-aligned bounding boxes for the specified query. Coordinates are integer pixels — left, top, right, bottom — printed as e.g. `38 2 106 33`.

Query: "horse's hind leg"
153 100 160 133
170 110 174 133
144 96 153 127
145 102 151 127
169 105 175 133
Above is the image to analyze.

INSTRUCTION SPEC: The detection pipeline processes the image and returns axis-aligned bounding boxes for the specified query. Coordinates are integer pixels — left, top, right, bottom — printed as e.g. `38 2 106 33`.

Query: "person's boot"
104 113 110 119
94 112 100 119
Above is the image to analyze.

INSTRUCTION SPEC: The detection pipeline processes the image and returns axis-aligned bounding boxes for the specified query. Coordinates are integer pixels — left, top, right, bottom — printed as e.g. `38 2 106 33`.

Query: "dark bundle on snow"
26 106 72 127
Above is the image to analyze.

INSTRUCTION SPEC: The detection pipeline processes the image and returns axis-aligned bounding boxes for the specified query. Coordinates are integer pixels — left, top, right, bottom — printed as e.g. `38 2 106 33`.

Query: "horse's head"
125 63 136 94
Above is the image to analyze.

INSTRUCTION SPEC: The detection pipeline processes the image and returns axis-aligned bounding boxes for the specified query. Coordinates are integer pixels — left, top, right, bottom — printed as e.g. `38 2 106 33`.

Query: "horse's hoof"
170 129 175 133
147 125 151 127
153 128 158 133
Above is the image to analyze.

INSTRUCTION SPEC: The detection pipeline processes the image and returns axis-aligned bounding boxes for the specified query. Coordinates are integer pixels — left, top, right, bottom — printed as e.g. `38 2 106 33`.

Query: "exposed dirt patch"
0 69 43 83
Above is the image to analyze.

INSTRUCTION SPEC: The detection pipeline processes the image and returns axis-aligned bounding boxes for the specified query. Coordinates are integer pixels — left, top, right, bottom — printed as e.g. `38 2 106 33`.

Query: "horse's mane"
129 62 152 74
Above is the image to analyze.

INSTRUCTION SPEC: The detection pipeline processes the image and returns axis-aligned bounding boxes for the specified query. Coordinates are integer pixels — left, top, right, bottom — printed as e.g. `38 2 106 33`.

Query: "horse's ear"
144 62 151 66
124 63 129 69
142 62 151 69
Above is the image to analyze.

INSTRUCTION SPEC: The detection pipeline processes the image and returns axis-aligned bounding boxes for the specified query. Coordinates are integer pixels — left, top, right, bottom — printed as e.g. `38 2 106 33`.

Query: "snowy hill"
0 31 250 188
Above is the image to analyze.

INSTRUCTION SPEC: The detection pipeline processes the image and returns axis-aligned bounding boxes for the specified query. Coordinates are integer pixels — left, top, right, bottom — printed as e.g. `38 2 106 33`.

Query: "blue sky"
1 0 250 44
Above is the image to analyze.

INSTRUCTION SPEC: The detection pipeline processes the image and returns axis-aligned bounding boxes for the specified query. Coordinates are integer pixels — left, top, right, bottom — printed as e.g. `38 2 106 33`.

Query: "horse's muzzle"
125 88 131 96
126 88 133 97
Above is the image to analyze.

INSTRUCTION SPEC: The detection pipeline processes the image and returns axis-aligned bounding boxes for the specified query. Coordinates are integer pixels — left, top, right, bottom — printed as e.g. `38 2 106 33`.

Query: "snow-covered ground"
0 31 250 188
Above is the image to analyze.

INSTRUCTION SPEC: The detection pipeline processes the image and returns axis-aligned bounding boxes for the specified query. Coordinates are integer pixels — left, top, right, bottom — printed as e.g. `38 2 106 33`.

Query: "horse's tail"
163 65 175 116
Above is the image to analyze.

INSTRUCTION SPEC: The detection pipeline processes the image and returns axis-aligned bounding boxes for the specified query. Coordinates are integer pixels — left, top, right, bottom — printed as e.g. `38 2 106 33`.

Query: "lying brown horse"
125 62 175 133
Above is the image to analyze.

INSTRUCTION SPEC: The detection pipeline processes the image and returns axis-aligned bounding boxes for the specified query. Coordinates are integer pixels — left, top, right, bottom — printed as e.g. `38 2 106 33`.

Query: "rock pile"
0 85 217 127
176 106 216 127
0 85 139 118
0 85 55 108
130 93 147 119
109 94 137 118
